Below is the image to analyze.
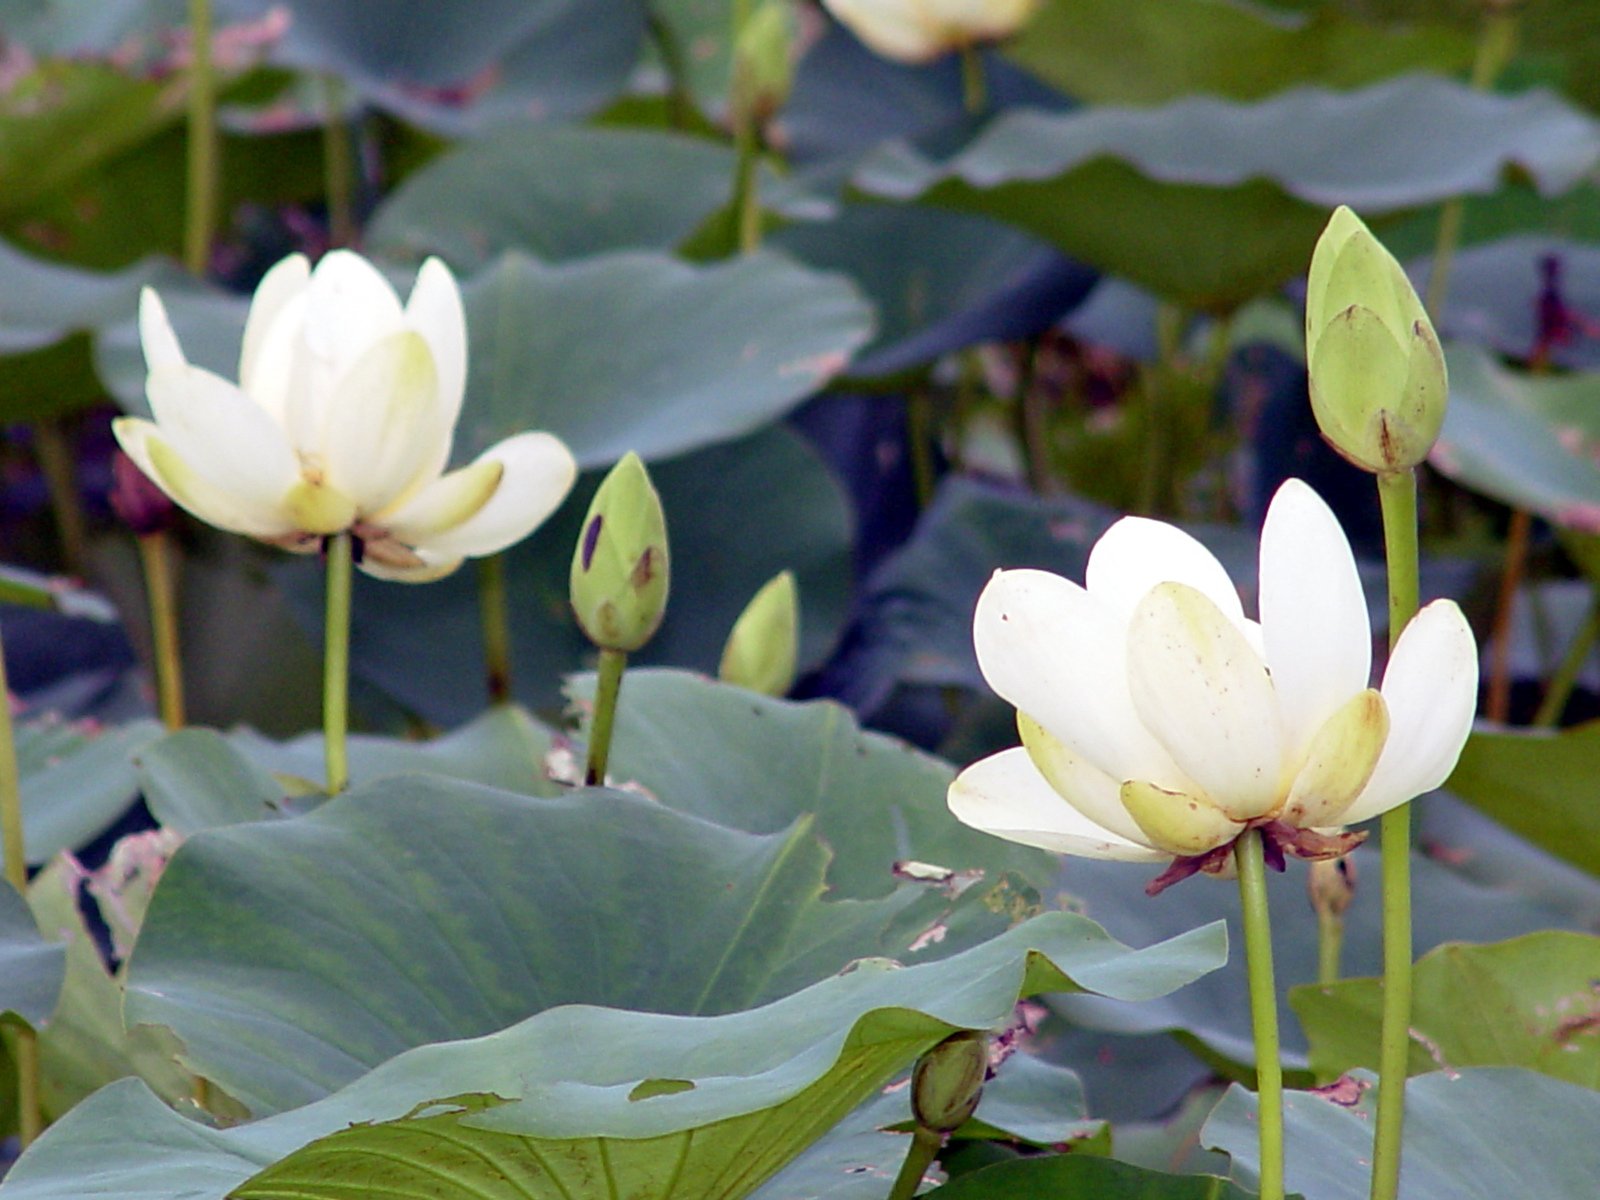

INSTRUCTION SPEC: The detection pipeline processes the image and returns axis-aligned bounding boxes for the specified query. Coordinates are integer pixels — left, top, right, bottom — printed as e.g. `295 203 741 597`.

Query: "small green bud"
569 452 670 652
718 570 799 696
1305 205 1448 474
733 0 797 126
910 1030 988 1135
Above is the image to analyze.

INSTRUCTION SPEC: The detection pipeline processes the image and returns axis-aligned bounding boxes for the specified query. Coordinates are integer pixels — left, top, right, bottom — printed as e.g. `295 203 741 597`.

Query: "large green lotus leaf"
367 125 818 272
1291 931 1600 1087
569 668 1056 899
273 424 852 722
134 710 561 825
1431 343 1600 528
1203 1067 1600 1199
1004 0 1473 104
0 878 62 1029
6 908 1222 1199
26 858 196 1120
925 1154 1256 1200
1445 722 1600 877
95 250 872 470
1 716 162 873
851 76 1600 310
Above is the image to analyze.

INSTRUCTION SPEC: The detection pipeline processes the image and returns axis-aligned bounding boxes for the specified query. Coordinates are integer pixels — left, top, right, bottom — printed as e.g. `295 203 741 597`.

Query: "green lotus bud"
570 452 669 652
910 1030 988 1134
733 0 797 126
718 570 799 696
1304 205 1448 475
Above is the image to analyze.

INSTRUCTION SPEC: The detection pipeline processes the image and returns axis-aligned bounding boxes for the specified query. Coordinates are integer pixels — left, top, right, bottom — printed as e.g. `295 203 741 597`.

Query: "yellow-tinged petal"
375 457 504 543
282 476 357 535
406 431 576 559
1119 779 1243 858
1280 688 1389 828
1016 712 1148 845
1126 581 1284 821
117 420 295 539
320 329 444 513
948 748 1165 862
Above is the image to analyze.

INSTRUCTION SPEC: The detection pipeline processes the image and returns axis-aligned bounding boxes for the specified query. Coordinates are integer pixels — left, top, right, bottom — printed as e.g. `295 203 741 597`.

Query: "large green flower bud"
569 452 669 652
1305 206 1448 474
719 570 799 696
733 0 797 126
910 1030 988 1134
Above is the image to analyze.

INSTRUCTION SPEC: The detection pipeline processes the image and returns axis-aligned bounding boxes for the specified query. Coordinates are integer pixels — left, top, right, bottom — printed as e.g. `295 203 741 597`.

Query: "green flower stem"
1236 828 1285 1200
959 42 986 114
1370 468 1420 1200
136 532 186 730
1485 507 1532 723
31 420 88 575
585 648 628 787
0 625 43 1147
321 73 355 248
1014 340 1051 495
1317 903 1345 989
886 1127 944 1200
184 0 218 276
477 554 513 705
323 533 353 795
1423 9 1518 319
728 0 762 255
1533 589 1600 729
907 383 937 509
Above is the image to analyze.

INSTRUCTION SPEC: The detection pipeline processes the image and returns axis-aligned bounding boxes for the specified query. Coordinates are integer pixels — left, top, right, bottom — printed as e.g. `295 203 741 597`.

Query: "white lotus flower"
948 479 1478 891
820 0 1040 64
113 251 577 582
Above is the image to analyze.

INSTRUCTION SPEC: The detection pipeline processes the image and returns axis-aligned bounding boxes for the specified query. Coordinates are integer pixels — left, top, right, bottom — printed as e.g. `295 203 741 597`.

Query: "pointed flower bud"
733 0 797 127
820 0 1039 64
1304 206 1448 474
570 452 669 653
911 1030 988 1134
718 570 799 696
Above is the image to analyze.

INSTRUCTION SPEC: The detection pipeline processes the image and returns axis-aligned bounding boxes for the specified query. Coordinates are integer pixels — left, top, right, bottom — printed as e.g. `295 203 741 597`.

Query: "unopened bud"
110 451 177 536
1305 205 1448 474
911 1030 987 1134
718 570 798 696
732 0 796 126
569 452 669 652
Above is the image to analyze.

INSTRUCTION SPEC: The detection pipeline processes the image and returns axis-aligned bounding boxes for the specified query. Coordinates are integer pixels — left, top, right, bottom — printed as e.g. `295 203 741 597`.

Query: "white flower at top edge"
947 479 1478 885
820 0 1040 64
113 250 578 582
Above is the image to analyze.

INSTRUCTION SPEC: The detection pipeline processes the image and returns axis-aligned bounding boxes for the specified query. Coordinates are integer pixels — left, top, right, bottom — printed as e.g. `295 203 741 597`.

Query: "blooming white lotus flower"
113 251 577 582
948 479 1478 891
820 0 1040 64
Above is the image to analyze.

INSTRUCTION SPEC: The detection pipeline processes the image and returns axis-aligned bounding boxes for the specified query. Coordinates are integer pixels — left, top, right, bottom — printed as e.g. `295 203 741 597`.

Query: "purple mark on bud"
581 514 603 571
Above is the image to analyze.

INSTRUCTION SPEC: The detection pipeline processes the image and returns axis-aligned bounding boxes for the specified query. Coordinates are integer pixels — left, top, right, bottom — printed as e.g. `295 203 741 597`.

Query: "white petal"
1086 515 1247 629
1259 478 1372 761
357 551 463 584
948 748 1165 861
404 257 467 434
239 253 310 418
1016 712 1148 844
144 364 301 517
139 288 187 376
1339 600 1479 825
1127 581 1285 821
113 417 296 539
402 431 577 560
320 330 445 513
973 569 1192 788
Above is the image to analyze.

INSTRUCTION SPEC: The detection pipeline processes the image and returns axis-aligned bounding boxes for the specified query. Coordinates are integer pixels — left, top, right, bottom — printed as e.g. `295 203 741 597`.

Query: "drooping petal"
113 418 297 539
143 364 302 518
138 288 187 376
238 252 310 419
403 257 468 436
402 431 577 560
1259 478 1372 760
1339 599 1479 825
1016 712 1147 844
1119 779 1245 857
948 748 1165 861
1280 689 1389 828
973 569 1192 788
374 457 503 544
1126 581 1285 821
356 549 463 583
1086 515 1247 630
320 330 445 514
